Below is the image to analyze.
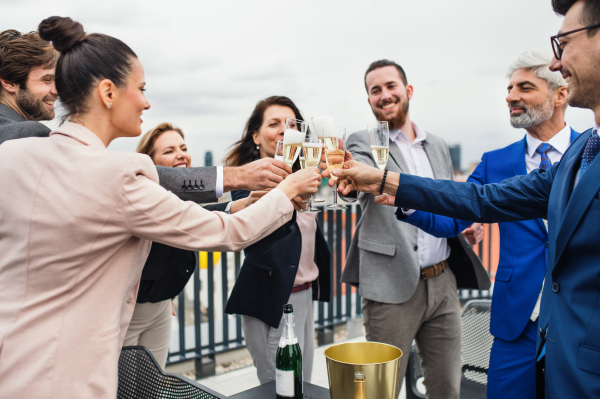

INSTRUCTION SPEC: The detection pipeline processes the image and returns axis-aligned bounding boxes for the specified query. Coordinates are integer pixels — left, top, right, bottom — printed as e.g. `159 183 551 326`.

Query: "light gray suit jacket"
340 129 455 304
0 104 218 203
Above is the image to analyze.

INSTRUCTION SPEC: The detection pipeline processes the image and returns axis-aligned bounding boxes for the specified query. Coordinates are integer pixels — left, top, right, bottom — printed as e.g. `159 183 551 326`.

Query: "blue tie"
580 130 600 178
536 143 553 170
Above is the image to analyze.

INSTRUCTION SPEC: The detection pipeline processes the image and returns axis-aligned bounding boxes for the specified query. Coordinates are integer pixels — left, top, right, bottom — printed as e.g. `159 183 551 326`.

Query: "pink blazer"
0 122 294 398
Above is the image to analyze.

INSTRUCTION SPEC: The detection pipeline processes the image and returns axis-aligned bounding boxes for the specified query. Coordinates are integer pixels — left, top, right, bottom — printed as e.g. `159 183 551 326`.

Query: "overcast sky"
5 0 595 168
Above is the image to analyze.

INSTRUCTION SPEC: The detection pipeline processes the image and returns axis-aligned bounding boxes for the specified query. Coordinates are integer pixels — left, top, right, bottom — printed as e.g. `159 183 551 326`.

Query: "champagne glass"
367 121 389 169
282 119 306 167
324 127 347 210
311 114 336 203
301 126 322 213
274 140 284 161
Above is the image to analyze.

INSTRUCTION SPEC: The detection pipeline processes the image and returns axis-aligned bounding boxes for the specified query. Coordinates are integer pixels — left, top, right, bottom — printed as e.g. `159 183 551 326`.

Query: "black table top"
228 381 330 399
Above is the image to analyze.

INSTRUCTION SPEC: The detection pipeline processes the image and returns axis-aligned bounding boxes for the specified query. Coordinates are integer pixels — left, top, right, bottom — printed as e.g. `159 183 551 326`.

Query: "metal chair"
118 346 226 399
405 299 493 399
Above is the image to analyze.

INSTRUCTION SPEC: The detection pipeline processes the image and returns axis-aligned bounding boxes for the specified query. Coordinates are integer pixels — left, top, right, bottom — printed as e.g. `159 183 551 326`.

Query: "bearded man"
338 60 486 399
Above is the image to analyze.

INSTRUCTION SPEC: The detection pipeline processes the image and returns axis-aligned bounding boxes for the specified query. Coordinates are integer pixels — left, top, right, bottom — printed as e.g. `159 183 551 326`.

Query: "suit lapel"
551 130 595 268
388 139 409 173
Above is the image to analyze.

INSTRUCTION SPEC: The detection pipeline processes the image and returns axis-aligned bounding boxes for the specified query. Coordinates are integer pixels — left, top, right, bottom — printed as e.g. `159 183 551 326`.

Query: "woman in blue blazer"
224 96 331 385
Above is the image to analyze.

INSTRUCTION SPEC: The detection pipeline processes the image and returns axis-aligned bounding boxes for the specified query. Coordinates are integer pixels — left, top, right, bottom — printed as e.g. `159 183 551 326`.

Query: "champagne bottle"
354 371 367 399
276 304 303 399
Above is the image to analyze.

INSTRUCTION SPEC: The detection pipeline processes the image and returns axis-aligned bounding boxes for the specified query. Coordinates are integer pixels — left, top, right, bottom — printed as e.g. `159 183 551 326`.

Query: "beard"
15 84 55 121
371 94 409 131
509 96 554 129
563 67 600 110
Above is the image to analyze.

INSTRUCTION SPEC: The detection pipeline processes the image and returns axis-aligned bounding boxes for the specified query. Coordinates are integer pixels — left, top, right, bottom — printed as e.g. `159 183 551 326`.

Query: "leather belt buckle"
420 260 448 280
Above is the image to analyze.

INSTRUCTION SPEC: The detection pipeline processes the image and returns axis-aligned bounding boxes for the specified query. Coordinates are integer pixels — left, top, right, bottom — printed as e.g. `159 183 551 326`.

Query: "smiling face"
550 1 600 110
15 65 57 121
506 68 555 128
110 58 151 137
252 105 295 158
365 66 412 130
151 130 191 168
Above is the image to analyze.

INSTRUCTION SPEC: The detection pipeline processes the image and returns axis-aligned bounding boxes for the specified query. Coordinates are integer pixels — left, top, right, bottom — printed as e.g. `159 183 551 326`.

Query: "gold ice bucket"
324 342 402 399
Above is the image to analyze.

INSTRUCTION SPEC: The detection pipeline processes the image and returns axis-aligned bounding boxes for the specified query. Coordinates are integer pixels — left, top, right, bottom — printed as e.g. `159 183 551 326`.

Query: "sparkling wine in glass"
324 127 347 210
301 126 322 213
367 121 389 170
282 119 306 167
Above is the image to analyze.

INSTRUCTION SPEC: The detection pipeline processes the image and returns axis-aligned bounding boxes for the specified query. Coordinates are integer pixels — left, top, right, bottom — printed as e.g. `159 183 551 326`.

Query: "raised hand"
224 158 293 192
229 190 270 214
462 223 484 245
277 167 322 201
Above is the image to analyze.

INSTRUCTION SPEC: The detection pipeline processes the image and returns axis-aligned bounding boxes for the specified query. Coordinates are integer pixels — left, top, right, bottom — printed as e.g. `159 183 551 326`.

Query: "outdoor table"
228 381 330 398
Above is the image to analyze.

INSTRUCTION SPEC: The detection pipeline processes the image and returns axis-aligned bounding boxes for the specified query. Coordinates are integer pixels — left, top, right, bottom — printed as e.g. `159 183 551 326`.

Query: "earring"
108 103 113 109
256 145 259 150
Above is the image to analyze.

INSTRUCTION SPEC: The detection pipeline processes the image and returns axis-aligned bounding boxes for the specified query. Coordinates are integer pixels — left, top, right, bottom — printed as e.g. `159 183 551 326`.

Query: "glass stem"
332 183 338 206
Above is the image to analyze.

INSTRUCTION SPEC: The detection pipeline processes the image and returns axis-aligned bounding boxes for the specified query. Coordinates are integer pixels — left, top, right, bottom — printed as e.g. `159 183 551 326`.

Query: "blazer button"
552 282 560 293
545 241 549 248
414 245 418 251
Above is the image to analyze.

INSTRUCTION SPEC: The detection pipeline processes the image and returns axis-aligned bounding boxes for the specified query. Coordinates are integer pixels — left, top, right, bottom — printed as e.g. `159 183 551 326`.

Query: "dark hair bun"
38 16 86 52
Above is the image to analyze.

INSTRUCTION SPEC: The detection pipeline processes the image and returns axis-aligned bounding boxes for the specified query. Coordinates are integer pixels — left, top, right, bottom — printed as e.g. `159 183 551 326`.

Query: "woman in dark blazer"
224 96 331 384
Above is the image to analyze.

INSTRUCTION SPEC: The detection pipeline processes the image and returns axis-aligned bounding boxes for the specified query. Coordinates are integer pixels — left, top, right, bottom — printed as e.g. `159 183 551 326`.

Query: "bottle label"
276 369 295 397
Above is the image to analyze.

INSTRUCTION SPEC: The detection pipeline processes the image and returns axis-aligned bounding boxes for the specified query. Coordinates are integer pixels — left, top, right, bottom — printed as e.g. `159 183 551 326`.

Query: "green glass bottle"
275 304 303 399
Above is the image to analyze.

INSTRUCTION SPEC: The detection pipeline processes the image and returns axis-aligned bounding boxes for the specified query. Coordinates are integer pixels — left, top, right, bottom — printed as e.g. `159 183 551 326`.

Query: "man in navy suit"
396 49 576 399
330 1 600 396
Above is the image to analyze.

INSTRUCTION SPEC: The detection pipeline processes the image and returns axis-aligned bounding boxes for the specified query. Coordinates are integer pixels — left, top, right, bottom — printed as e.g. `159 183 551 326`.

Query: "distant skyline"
7 0 595 168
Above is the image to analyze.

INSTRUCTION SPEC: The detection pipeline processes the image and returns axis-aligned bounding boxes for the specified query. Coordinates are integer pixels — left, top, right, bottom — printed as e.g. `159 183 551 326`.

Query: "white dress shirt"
525 123 572 321
390 122 451 268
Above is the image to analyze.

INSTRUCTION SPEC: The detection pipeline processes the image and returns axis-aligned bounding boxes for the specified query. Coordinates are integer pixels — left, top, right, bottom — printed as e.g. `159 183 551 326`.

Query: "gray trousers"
123 300 172 369
362 269 461 399
242 287 315 384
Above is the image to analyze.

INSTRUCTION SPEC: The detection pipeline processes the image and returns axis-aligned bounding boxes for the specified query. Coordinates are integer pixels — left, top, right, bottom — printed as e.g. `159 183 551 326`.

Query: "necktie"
579 129 600 179
536 143 553 170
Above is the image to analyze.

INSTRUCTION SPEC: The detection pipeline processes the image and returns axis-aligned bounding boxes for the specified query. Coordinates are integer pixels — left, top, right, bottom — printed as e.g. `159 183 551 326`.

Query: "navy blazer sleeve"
394 157 555 223
398 154 488 238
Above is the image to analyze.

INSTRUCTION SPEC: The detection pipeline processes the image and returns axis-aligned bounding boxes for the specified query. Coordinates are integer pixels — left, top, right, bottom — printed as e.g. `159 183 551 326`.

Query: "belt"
420 260 449 280
291 282 312 294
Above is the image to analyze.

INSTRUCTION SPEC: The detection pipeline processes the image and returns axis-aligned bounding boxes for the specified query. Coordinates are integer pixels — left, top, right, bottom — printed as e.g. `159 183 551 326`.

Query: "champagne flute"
324 127 347 210
311 114 336 203
274 140 284 161
282 119 306 167
301 126 322 213
367 121 389 169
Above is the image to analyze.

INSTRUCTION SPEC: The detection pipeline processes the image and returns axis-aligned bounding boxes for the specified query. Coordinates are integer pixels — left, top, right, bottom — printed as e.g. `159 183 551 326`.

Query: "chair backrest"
404 299 493 399
118 346 226 399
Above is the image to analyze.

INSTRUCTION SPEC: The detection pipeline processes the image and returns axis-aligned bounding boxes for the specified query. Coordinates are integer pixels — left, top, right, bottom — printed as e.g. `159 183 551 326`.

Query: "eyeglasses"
551 22 600 60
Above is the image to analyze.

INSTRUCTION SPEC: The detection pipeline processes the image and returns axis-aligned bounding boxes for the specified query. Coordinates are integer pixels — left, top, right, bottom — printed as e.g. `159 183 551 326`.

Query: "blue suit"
394 128 600 398
400 129 580 399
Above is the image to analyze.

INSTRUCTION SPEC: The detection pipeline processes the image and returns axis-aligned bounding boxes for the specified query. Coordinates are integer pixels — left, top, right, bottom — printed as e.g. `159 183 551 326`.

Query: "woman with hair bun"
0 16 321 398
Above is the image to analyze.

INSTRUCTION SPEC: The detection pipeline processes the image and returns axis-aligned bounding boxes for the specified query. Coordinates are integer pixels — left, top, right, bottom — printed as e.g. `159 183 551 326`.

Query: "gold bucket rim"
324 341 403 366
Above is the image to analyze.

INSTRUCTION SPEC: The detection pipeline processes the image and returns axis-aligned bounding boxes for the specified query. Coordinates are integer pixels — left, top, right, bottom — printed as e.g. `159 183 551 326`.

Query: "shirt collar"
49 121 107 149
389 122 427 144
526 123 571 158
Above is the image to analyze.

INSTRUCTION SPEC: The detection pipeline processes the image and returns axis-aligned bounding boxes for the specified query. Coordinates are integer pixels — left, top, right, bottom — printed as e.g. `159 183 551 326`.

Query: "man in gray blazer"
339 60 483 399
0 29 292 204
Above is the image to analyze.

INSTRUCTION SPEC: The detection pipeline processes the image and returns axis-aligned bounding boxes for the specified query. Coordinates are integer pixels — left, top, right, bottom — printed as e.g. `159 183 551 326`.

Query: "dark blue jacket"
224 190 331 328
400 129 580 341
394 128 599 398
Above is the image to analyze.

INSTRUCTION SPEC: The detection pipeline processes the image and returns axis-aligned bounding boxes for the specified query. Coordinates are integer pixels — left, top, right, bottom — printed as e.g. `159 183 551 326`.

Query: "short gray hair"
506 49 566 91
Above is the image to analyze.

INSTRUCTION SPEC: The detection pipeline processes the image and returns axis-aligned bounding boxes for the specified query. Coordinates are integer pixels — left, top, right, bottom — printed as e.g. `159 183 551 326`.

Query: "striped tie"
579 129 600 178
536 143 553 170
